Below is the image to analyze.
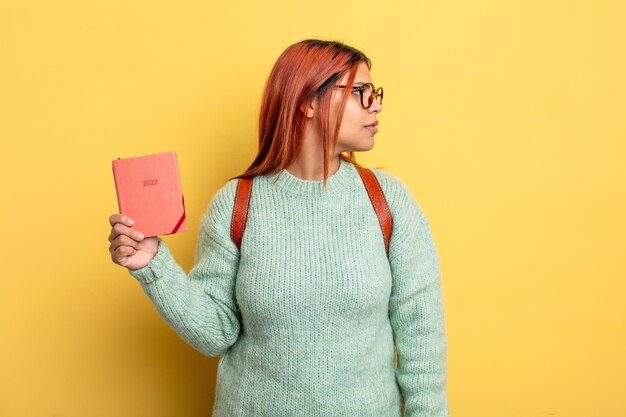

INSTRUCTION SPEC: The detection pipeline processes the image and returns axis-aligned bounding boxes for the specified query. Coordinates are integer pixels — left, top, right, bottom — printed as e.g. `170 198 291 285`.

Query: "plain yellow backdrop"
1 1 624 416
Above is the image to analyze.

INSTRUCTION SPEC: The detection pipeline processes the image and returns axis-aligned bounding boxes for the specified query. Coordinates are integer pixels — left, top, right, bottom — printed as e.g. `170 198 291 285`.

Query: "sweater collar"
265 158 360 198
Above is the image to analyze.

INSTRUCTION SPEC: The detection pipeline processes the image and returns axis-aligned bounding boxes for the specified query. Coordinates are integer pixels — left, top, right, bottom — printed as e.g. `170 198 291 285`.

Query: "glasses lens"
361 84 374 108
360 84 383 109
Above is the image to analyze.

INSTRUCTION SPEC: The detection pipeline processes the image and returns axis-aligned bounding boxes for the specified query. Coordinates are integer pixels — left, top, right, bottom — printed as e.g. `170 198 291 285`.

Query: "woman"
108 39 449 417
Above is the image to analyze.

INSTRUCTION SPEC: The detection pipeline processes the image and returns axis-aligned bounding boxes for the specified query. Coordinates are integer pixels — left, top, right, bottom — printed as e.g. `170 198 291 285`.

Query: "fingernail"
128 219 134 225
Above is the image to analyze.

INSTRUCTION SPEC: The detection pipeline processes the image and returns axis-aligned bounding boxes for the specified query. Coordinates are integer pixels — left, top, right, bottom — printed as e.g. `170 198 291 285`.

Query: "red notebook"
112 151 188 238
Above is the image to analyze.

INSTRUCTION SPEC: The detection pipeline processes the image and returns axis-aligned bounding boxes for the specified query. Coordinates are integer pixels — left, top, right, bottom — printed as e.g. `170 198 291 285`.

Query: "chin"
344 144 373 153
361 138 376 152
339 137 375 153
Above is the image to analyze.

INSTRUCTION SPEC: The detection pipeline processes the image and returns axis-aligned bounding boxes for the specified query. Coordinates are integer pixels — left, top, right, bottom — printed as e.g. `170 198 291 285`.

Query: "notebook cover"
112 151 188 238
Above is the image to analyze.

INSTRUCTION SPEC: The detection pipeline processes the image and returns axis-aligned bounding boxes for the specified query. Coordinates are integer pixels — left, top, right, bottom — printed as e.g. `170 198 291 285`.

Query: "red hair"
228 39 373 188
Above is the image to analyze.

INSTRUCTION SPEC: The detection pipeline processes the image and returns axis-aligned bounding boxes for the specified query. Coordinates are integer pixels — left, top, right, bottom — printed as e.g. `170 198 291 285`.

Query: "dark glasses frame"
333 82 384 109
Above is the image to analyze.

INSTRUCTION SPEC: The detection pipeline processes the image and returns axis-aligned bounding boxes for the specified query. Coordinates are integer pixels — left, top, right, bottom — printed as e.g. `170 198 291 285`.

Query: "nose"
369 99 382 114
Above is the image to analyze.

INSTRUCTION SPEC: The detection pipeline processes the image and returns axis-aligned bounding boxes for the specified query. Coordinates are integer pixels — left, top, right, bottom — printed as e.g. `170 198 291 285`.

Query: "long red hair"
228 39 373 188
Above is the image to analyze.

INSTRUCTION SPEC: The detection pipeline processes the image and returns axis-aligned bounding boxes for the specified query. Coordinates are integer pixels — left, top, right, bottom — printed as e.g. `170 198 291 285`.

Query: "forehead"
338 62 373 85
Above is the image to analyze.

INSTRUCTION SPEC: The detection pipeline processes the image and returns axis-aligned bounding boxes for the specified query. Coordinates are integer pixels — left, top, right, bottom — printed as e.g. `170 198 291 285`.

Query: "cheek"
331 99 365 136
342 105 363 129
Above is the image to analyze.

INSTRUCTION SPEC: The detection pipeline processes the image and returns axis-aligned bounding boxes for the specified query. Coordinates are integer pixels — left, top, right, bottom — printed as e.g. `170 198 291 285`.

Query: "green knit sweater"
129 158 449 417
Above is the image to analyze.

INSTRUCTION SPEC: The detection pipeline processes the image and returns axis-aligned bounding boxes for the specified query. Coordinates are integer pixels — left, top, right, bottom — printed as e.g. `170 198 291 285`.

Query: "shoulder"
199 178 240 233
369 167 426 222
369 168 435 261
210 178 240 207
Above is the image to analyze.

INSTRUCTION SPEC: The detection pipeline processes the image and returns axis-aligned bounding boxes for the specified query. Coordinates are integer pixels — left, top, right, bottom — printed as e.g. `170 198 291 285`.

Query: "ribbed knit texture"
129 158 449 417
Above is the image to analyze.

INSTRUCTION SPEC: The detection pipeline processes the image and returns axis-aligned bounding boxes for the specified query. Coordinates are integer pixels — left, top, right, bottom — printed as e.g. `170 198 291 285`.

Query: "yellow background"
1 1 624 416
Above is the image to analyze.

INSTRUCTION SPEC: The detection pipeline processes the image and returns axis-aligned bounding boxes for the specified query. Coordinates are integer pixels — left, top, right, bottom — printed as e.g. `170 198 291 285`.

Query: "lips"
365 120 379 134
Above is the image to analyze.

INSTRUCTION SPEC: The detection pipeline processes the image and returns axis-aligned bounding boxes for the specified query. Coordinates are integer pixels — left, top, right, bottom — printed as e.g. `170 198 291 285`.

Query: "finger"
111 245 137 264
109 214 135 228
113 233 141 250
110 223 144 242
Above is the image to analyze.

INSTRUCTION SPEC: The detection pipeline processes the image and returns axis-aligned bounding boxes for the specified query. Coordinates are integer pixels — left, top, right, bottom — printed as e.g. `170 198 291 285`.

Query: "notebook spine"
111 160 126 215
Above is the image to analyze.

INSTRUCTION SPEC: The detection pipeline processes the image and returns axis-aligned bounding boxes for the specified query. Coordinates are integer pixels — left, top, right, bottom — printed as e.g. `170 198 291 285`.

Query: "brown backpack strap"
231 177 253 250
231 168 393 257
354 166 393 257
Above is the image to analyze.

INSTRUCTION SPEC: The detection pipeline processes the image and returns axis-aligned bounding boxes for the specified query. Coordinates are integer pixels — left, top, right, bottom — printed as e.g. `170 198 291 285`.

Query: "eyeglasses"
333 82 384 109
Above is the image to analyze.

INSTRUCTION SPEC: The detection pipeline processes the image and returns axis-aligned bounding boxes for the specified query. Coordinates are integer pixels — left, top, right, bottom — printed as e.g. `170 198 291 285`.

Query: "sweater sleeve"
127 179 242 357
378 173 450 417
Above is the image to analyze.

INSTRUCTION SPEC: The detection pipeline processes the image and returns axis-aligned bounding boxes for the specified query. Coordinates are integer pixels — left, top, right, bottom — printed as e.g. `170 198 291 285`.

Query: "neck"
286 116 343 181
285 156 341 181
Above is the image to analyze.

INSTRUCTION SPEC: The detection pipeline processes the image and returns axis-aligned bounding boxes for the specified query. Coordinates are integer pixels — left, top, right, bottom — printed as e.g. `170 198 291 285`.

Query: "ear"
299 98 316 118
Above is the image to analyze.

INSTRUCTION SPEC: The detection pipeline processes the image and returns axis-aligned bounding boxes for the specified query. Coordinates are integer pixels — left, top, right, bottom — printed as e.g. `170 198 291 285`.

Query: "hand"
108 214 159 271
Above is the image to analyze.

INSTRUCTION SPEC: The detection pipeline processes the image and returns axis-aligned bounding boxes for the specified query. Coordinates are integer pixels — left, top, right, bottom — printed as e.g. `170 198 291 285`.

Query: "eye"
351 88 361 96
